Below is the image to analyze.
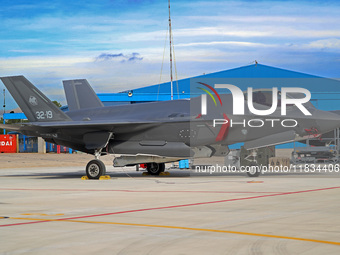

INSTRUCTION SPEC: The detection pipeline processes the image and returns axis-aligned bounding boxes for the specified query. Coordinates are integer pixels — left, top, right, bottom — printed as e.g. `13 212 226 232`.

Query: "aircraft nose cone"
314 110 340 134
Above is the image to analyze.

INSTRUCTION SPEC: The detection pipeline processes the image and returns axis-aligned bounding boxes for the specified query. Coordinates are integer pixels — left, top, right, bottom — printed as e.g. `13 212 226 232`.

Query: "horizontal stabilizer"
63 79 104 111
0 123 22 131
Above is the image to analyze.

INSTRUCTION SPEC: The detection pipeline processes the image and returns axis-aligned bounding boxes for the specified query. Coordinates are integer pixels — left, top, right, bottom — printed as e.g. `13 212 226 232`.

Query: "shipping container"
0 134 17 153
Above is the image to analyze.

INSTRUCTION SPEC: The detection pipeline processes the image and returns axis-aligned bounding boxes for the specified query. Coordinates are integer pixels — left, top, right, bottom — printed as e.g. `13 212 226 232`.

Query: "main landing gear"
85 150 106 179
244 149 261 177
246 163 261 177
86 159 106 179
146 163 165 175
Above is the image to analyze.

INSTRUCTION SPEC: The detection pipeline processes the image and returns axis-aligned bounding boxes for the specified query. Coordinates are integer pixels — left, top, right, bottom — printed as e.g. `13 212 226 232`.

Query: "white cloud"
0 56 93 70
307 38 340 50
187 14 340 25
122 27 270 42
176 41 271 48
120 26 340 46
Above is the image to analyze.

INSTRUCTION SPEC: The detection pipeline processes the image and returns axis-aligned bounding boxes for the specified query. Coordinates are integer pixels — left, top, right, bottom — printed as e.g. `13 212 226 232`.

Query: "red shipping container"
0 134 17 153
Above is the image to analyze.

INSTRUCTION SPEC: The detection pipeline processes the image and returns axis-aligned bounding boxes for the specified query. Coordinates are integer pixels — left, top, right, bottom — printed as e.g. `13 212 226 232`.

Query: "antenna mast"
168 0 173 100
2 89 5 116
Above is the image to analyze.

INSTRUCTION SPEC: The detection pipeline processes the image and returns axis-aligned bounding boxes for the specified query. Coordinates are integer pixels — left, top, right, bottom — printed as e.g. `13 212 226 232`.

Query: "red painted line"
1 186 339 228
61 186 340 221
0 188 281 194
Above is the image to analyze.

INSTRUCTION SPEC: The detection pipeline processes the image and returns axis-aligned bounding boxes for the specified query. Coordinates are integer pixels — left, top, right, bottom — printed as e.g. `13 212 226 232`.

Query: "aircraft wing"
0 119 162 136
244 130 297 150
31 119 161 128
0 120 164 154
244 129 325 150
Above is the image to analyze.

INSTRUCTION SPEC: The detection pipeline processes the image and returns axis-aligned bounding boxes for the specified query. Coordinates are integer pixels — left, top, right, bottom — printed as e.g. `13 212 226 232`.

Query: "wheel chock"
99 175 111 180
159 171 170 176
142 172 150 176
81 175 110 180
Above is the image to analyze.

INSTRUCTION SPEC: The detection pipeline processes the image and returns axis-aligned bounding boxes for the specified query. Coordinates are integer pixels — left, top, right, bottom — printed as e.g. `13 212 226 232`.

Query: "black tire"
86 159 106 179
246 164 261 177
147 163 165 175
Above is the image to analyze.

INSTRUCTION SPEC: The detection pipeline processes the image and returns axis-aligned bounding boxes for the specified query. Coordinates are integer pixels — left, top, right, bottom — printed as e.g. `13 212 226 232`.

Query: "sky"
0 0 340 110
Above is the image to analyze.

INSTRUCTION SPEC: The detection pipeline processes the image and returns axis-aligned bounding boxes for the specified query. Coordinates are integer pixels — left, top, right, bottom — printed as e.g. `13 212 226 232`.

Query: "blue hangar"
92 63 340 150
94 63 340 112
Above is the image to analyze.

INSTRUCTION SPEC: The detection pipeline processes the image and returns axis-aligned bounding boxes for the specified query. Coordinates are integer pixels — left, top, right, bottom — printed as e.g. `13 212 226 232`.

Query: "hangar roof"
97 63 340 104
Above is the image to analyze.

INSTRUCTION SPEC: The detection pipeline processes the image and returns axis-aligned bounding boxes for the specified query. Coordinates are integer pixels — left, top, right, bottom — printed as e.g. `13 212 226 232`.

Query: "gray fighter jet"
1 76 340 178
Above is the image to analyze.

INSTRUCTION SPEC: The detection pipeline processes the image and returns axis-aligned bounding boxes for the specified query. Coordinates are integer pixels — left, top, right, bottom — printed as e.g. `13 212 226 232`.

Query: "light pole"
168 0 173 100
3 89 5 116
3 89 5 134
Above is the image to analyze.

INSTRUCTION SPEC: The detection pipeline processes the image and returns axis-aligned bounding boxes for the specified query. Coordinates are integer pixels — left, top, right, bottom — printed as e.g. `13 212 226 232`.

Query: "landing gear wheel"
147 163 165 175
86 159 106 179
246 164 261 177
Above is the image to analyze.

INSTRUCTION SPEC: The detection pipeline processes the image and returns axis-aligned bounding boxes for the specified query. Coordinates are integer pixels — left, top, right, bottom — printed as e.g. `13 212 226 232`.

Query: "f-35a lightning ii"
1 76 340 178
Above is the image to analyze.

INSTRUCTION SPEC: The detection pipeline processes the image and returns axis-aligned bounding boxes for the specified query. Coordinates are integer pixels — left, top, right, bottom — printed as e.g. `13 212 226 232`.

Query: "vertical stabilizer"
63 79 104 111
0 76 71 122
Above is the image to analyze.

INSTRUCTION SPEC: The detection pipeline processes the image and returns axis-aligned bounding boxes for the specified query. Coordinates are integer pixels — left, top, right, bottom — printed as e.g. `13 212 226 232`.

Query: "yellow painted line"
21 213 64 216
7 216 340 246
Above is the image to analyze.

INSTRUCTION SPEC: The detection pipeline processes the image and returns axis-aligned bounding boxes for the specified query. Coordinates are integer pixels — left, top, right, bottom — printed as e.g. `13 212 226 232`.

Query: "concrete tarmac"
1 157 340 254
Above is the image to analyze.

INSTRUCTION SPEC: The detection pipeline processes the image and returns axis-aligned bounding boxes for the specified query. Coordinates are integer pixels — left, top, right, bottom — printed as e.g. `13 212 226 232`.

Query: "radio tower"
168 0 173 100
